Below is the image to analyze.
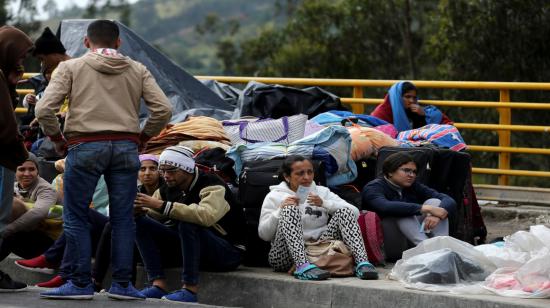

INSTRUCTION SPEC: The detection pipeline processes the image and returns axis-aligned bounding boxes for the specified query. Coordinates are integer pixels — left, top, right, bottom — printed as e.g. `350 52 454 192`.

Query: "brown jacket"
35 51 172 141
0 26 33 171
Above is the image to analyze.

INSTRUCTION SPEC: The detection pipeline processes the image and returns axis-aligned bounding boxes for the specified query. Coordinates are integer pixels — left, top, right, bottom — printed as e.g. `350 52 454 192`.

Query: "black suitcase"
351 156 378 190
238 159 326 209
429 149 470 206
331 184 363 209
429 149 471 241
430 150 487 244
242 207 271 267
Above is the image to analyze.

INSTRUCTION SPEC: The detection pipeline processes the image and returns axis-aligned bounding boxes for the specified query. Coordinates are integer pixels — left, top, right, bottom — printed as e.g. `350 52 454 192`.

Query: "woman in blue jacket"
362 152 456 261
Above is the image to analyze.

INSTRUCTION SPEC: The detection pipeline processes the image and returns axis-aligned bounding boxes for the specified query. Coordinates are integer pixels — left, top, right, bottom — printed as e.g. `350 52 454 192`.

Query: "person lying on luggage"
362 152 456 260
1 153 62 265
258 155 378 280
133 146 245 303
371 81 453 132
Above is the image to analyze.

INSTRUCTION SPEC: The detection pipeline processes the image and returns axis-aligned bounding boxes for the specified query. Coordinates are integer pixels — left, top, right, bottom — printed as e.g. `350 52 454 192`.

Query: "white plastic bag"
389 227 550 297
529 225 550 249
504 230 550 260
474 243 529 268
478 225 550 298
484 254 550 298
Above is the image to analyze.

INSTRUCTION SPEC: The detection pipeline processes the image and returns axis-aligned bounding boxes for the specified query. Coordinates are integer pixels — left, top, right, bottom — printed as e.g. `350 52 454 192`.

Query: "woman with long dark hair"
362 152 457 260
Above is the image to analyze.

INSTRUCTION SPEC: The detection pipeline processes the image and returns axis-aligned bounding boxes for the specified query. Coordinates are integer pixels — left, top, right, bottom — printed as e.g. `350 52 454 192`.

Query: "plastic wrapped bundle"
396 248 489 284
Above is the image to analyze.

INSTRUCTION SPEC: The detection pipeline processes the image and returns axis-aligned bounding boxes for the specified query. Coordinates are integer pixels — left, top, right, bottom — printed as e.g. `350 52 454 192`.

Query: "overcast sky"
33 0 138 19
45 0 79 11
35 0 83 18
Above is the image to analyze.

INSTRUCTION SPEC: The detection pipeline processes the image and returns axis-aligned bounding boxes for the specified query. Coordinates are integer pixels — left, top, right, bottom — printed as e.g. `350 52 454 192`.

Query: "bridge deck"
1 254 548 308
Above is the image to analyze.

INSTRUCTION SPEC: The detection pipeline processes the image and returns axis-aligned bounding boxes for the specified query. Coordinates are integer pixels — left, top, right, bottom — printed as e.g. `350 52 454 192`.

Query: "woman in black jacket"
362 152 456 261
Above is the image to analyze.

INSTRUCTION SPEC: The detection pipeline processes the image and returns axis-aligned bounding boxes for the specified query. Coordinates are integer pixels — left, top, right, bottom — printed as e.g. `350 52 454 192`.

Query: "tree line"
4 0 550 187
201 0 550 187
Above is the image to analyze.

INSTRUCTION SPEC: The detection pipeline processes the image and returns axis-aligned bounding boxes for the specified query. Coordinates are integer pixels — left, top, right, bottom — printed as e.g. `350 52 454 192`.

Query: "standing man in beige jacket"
36 20 172 300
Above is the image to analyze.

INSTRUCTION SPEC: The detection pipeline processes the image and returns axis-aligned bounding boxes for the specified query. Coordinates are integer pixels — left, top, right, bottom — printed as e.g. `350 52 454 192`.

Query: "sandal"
293 263 330 281
355 261 379 280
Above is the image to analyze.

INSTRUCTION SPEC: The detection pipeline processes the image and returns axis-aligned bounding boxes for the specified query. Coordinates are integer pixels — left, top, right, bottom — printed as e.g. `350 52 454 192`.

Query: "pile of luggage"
135 82 486 266
23 81 487 266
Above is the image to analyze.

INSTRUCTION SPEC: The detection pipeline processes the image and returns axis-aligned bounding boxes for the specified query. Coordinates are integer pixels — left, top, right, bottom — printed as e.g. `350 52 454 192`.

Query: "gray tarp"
57 19 235 122
200 79 241 110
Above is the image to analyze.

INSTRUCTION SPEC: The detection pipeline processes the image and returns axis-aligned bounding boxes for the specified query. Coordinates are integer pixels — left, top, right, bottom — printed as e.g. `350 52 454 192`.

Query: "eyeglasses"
399 167 417 176
403 94 418 101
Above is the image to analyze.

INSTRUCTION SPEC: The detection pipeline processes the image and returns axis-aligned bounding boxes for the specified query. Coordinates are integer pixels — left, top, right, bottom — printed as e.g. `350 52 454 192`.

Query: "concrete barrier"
2 254 548 308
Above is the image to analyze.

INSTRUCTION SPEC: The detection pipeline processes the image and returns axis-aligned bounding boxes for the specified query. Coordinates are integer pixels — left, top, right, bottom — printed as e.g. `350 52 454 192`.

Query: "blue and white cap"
159 146 195 173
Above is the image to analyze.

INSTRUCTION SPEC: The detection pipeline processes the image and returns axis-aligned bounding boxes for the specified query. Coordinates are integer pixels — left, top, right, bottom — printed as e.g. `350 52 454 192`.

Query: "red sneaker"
36 275 65 288
14 255 57 274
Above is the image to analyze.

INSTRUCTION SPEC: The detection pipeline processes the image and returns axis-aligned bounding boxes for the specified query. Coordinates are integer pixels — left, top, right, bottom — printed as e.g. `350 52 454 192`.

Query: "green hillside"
54 0 286 75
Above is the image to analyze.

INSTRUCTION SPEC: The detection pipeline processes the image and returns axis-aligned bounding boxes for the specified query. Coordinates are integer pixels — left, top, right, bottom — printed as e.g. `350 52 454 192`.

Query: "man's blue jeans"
135 215 242 285
44 209 109 280
63 140 139 286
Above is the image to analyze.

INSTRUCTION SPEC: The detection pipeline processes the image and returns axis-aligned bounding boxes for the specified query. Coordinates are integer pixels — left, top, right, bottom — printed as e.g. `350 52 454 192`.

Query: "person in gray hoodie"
36 20 172 300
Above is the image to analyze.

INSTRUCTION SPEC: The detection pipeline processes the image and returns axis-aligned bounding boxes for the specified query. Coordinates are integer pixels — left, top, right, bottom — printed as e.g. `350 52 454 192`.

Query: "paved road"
0 286 223 308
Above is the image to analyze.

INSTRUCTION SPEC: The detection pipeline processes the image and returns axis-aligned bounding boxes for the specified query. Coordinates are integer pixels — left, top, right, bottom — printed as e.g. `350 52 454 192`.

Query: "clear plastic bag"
474 244 529 268
393 248 490 285
484 255 550 298
480 225 550 298
475 226 550 270
390 236 495 293
400 236 497 272
504 230 549 259
529 225 550 249
390 227 550 297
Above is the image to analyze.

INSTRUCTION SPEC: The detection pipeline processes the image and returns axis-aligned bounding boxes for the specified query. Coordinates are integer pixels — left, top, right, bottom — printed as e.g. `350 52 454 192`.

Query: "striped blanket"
397 124 467 151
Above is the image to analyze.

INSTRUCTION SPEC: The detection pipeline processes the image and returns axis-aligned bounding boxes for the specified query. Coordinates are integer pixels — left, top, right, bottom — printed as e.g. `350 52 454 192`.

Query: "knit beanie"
33 27 66 56
25 152 40 170
139 154 159 164
159 146 195 174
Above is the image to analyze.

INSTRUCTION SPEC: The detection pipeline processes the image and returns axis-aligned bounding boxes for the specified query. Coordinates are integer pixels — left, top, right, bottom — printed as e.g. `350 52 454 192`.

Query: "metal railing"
195 76 550 186
17 74 550 186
